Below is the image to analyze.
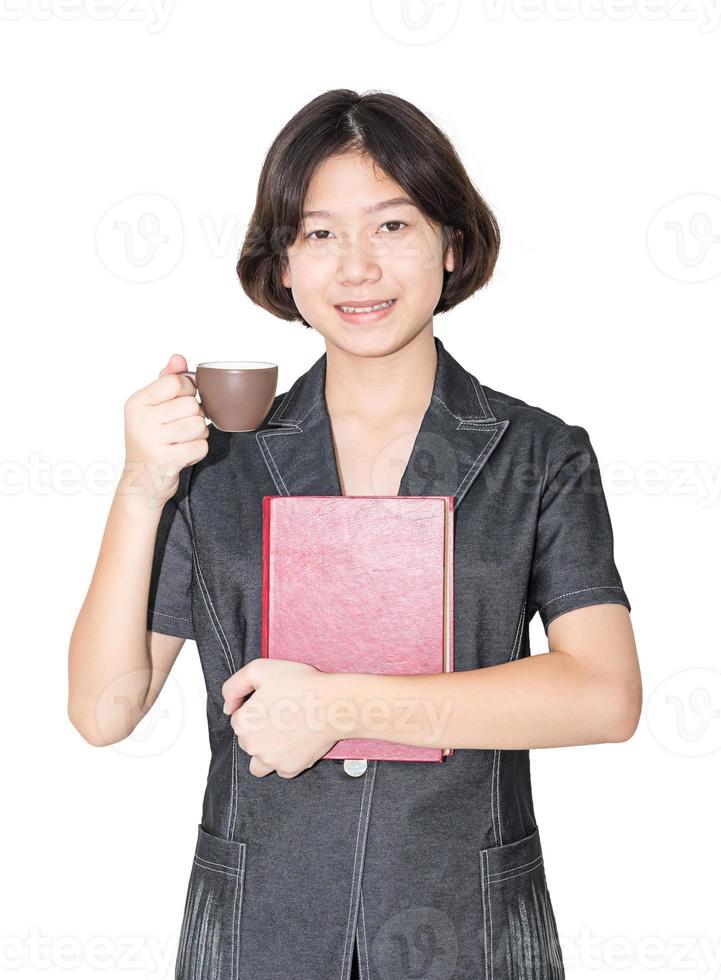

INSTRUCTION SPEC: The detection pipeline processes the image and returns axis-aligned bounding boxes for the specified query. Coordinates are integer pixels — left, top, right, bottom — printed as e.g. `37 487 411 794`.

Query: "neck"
323 325 437 427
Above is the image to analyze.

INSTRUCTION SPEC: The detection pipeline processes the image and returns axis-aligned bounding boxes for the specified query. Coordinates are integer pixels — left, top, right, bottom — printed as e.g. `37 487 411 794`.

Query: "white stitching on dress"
192 845 240 873
491 748 502 848
469 375 495 420
257 427 304 496
228 738 238 841
270 378 324 426
340 772 370 979
148 610 192 622
479 849 493 980
479 851 488 980
190 547 234 674
487 851 494 980
540 586 625 610
484 852 543 880
257 391 328 496
455 421 509 501
354 763 376 968
192 856 239 876
340 762 377 980
233 841 246 980
270 376 303 423
176 862 195 969
359 889 370 980
185 841 246 980
297 393 324 423
432 394 479 423
486 856 544 884
190 543 240 840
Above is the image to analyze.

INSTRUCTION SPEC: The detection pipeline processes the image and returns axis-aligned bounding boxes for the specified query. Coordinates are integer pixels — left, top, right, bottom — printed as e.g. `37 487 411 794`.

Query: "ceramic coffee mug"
181 361 278 432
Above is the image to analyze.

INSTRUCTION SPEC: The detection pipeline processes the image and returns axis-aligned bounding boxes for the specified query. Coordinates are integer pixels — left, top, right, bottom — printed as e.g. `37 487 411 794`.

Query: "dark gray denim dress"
147 335 631 980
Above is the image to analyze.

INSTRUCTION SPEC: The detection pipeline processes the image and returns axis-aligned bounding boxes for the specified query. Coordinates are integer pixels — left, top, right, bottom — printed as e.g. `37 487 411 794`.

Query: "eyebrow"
301 196 417 219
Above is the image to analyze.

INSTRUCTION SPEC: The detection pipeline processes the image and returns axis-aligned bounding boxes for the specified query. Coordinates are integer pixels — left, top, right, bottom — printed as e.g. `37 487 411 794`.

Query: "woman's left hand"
221 660 346 778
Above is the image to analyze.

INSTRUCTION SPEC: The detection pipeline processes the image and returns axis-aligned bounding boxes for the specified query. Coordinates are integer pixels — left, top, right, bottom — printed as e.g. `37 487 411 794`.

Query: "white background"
2 1 719 977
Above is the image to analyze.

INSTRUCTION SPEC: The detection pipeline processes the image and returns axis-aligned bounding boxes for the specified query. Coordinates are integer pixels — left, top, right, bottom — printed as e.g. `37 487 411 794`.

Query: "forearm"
67 485 162 745
330 651 630 750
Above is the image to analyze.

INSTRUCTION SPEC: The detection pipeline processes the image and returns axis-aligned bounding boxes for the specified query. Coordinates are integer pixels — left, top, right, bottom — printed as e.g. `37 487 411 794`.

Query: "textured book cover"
261 495 455 763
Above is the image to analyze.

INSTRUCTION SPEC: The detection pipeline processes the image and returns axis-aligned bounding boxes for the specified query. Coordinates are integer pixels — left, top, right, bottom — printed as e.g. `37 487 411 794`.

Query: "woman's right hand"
119 354 210 510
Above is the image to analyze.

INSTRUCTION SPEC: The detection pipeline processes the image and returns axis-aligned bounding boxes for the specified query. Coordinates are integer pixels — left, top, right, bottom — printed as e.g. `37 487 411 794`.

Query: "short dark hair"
236 89 501 329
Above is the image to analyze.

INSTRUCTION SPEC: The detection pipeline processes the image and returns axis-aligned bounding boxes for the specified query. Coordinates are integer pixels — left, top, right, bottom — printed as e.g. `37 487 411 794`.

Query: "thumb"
221 664 257 715
158 353 188 378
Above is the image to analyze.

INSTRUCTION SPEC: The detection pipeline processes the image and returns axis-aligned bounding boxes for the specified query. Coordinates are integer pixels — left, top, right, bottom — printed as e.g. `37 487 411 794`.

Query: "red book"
261 495 455 762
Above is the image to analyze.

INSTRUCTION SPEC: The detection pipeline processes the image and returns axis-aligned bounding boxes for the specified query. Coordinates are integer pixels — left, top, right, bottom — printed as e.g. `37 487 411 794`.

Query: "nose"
335 230 383 286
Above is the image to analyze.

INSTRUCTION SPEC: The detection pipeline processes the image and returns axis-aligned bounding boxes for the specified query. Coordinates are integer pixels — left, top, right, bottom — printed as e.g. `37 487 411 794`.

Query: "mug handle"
180 370 208 419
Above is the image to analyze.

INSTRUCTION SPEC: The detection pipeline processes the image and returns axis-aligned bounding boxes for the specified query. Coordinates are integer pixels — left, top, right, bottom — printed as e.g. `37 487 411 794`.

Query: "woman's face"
281 151 454 356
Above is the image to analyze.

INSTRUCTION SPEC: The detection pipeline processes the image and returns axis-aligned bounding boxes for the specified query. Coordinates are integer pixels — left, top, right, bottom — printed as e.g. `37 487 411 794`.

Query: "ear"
281 258 291 289
443 228 460 274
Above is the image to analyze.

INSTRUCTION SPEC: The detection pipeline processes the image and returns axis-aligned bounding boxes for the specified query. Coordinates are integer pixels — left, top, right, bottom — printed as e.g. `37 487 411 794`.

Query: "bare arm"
67 492 187 745
331 603 642 750
67 355 208 746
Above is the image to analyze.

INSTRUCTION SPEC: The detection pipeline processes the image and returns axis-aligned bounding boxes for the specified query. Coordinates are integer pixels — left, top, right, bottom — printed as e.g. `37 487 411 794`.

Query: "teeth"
339 299 394 313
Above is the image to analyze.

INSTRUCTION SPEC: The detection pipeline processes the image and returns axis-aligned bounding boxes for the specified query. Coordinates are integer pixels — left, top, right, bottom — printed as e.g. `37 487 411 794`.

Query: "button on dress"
147 335 631 979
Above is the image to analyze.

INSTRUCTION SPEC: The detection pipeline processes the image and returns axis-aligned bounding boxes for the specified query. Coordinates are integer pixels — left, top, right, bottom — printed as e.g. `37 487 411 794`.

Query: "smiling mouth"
335 298 397 313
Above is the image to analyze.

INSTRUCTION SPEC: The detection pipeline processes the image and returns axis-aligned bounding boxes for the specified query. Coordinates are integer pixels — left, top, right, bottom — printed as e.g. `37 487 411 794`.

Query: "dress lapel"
255 336 510 510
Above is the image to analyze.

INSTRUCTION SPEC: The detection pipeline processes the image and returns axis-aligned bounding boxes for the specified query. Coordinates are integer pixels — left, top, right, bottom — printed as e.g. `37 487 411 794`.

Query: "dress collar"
255 335 510 509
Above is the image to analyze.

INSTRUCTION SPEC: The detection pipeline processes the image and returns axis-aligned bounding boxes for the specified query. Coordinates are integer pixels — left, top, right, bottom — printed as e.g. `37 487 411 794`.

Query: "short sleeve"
147 475 196 641
528 423 631 634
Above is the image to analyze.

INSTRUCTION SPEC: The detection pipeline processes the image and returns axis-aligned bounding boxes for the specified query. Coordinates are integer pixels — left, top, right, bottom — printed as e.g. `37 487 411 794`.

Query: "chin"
333 331 414 360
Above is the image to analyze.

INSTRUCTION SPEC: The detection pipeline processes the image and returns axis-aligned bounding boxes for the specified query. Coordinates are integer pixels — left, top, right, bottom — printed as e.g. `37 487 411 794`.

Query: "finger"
249 756 274 778
222 666 258 715
136 371 197 407
158 353 188 378
156 394 205 424
162 414 209 446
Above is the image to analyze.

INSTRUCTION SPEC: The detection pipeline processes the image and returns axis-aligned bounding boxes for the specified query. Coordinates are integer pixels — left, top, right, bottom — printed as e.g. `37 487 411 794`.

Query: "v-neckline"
325 399 430 499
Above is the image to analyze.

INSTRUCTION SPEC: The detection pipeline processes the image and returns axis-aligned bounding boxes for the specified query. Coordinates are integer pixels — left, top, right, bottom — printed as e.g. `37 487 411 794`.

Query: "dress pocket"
175 824 247 980
478 825 564 980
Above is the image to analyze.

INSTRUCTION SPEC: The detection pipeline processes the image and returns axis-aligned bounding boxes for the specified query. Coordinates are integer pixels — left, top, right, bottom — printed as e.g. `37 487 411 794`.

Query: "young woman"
68 89 641 980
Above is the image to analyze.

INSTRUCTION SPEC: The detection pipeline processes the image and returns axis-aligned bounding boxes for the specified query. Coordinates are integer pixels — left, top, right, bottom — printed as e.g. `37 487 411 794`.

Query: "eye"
304 220 408 241
378 220 408 233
